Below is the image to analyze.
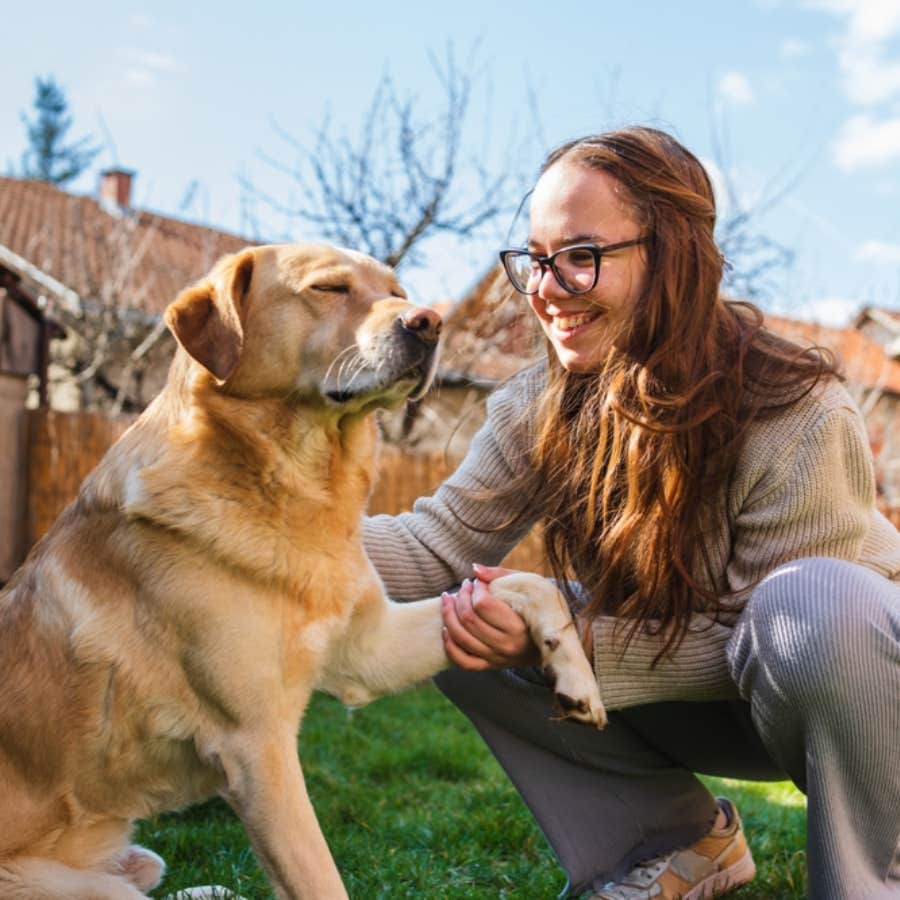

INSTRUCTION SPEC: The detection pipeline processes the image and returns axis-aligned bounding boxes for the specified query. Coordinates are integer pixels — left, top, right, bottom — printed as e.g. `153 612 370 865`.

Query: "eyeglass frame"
499 238 648 296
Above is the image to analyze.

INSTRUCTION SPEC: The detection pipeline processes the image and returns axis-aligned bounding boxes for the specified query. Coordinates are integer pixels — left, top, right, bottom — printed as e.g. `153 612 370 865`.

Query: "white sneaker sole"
683 848 757 900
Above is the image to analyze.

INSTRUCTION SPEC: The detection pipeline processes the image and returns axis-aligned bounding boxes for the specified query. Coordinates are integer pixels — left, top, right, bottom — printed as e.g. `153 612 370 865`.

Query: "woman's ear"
164 250 254 383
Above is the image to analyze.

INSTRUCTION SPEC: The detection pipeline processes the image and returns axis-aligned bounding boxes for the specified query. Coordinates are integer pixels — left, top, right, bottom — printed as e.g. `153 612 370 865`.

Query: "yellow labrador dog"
0 243 604 900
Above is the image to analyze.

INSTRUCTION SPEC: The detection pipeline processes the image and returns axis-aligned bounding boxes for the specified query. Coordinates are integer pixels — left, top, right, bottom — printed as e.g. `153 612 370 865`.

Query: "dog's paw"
547 662 608 729
489 573 607 729
114 844 166 891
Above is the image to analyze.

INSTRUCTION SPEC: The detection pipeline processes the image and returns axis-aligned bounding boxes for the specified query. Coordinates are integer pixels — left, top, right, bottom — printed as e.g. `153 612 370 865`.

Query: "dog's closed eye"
311 283 350 294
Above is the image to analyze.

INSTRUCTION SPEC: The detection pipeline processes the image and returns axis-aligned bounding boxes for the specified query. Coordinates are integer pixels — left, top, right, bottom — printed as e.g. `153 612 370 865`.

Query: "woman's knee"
727 558 900 706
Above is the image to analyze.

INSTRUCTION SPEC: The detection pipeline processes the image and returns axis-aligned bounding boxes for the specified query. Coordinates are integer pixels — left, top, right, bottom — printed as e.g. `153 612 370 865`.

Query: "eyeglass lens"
509 247 597 294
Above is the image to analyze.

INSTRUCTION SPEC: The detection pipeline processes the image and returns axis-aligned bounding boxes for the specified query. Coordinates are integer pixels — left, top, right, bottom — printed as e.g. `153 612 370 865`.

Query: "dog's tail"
0 857 150 899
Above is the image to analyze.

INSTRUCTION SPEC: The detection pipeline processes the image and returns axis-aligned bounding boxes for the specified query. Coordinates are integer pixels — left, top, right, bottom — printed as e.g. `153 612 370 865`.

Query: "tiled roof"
856 306 900 326
764 315 900 394
439 265 541 382
0 177 256 316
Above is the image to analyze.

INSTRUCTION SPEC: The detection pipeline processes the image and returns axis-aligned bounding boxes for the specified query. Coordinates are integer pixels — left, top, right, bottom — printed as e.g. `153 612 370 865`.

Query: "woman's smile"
549 309 605 338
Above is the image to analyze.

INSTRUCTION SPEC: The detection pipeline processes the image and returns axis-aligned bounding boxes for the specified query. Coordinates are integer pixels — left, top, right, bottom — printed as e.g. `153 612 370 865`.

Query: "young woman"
363 127 900 900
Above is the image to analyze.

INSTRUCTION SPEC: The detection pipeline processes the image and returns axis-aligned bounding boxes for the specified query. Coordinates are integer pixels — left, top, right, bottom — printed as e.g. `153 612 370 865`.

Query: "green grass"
140 685 807 899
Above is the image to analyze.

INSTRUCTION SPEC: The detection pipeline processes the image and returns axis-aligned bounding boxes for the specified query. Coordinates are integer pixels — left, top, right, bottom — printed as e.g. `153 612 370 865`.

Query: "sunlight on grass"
142 685 807 899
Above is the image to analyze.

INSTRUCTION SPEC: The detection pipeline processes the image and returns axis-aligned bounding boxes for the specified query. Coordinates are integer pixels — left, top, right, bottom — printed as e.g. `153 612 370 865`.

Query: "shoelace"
596 852 675 897
624 853 674 884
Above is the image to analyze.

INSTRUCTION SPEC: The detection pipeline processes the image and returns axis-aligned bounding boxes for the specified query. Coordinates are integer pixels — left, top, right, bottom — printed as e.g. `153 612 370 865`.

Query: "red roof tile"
765 314 900 394
440 266 541 381
0 177 256 316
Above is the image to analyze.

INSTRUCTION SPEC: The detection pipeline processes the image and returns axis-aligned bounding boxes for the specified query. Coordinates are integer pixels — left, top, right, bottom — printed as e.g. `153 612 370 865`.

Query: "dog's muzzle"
323 306 442 405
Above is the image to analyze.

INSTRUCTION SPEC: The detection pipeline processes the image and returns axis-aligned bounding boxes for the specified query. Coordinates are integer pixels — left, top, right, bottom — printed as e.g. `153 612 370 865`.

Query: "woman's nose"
537 265 568 301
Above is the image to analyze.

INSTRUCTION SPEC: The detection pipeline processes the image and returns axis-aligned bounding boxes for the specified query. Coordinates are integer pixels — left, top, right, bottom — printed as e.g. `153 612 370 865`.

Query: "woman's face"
527 160 648 373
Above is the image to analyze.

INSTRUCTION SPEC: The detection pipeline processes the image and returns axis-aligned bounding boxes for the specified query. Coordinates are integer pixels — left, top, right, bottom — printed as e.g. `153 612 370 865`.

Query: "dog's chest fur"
0 395 384 824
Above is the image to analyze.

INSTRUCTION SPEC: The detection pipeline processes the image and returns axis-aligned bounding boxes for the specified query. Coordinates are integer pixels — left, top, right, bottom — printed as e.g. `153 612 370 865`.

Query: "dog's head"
164 243 441 409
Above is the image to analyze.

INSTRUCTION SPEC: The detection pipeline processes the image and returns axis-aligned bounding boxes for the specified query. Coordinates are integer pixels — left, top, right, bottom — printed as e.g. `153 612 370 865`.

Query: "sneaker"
590 797 756 899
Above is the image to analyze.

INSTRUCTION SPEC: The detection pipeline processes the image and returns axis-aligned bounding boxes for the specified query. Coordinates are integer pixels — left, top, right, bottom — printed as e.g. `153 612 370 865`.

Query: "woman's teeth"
554 311 601 330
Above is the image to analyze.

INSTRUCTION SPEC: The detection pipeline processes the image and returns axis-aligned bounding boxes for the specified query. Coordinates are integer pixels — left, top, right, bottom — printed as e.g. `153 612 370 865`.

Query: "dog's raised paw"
553 690 608 729
552 669 607 729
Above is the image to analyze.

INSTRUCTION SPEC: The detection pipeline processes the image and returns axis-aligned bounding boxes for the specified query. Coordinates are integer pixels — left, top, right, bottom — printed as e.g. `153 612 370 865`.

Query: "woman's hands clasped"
440 564 541 670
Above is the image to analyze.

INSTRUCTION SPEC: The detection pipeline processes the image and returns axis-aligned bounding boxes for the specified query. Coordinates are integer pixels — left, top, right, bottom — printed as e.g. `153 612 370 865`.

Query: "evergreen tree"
20 75 99 185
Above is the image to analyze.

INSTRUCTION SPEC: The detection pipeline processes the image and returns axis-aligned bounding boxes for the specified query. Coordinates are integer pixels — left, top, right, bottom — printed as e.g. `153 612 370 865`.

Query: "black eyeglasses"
499 239 647 295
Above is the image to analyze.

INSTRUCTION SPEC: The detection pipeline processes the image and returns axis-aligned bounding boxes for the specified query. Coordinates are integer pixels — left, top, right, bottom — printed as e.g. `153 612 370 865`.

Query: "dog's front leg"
488 573 607 728
206 729 347 900
319 594 447 706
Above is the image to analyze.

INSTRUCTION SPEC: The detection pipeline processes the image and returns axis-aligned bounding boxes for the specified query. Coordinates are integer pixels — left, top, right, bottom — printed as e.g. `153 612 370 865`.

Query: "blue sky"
2 0 899 324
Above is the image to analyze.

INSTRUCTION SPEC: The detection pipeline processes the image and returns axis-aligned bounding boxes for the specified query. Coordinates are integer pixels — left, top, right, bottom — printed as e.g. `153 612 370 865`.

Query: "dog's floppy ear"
165 250 255 383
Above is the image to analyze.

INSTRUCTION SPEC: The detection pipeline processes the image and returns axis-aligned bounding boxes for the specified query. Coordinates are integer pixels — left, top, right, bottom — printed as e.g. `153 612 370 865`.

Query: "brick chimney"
98 168 135 209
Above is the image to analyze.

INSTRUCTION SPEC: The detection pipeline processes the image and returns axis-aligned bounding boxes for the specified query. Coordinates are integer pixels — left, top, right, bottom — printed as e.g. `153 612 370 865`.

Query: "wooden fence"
24 409 137 550
19 409 548 573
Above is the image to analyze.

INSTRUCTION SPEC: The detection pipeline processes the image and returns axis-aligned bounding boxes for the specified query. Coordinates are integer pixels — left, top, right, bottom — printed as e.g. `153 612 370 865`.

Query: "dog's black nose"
398 307 442 346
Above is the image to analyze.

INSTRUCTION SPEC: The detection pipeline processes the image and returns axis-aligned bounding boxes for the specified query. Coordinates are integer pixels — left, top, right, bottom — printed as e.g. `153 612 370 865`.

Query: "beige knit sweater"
363 364 900 711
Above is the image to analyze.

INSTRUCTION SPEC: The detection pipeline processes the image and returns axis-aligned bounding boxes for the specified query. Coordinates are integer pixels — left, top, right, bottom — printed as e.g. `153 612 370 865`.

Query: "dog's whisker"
336 355 367 392
323 344 360 388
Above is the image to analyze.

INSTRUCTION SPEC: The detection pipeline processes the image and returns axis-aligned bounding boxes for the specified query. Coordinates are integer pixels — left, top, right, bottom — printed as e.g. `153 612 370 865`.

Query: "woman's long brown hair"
532 127 839 661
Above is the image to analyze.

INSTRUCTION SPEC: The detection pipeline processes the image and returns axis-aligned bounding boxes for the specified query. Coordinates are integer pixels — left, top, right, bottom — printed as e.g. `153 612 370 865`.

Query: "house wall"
0 374 28 580
0 288 42 376
850 386 900 508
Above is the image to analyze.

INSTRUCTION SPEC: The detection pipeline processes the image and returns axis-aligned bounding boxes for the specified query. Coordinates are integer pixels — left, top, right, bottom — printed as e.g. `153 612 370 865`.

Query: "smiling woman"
511 161 650 373
363 126 900 900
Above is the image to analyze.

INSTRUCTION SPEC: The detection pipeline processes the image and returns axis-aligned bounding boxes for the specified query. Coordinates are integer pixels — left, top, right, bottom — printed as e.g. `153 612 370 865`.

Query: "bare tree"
35 209 170 414
29 199 233 415
708 112 802 302
242 47 524 271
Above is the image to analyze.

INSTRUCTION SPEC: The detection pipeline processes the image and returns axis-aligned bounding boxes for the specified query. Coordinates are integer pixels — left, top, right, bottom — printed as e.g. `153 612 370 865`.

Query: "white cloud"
795 295 859 326
805 0 900 43
805 0 900 105
124 69 156 88
113 47 183 88
855 240 900 264
811 1 900 171
717 71 755 106
780 38 811 59
837 41 900 105
833 113 900 169
129 12 154 28
116 48 181 73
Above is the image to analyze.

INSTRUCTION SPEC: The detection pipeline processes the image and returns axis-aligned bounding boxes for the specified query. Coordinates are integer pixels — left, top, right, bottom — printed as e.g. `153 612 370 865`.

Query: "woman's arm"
363 368 543 600
440 391 883 712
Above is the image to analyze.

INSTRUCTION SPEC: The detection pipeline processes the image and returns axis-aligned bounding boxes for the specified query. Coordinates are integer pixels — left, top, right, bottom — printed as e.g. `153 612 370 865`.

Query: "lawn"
141 685 807 899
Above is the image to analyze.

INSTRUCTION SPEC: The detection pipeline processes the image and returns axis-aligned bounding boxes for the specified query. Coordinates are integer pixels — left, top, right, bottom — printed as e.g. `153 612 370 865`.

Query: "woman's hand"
440 564 541 670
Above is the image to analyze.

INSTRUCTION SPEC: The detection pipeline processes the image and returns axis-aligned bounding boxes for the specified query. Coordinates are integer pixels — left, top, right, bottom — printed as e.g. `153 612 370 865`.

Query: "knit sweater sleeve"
590 390 877 710
362 368 543 600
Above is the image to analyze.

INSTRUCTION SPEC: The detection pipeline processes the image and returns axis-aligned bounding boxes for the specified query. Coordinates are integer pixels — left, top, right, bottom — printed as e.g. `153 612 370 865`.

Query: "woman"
363 127 900 900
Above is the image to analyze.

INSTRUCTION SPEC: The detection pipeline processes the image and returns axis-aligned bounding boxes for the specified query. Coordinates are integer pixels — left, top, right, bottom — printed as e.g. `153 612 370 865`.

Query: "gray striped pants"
434 558 900 899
